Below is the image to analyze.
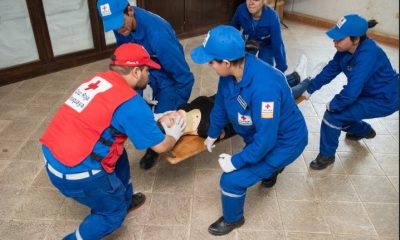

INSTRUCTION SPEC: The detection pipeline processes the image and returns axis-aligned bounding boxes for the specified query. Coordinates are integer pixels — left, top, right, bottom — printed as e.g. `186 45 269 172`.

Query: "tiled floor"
0 20 398 240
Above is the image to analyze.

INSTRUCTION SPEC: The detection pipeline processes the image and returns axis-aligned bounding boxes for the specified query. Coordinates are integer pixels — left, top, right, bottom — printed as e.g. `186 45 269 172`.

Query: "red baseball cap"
112 43 161 69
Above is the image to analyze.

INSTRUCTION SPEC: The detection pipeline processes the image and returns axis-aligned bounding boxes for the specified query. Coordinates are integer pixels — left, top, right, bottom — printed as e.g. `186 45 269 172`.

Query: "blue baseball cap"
326 14 368 40
97 0 129 32
190 25 245 64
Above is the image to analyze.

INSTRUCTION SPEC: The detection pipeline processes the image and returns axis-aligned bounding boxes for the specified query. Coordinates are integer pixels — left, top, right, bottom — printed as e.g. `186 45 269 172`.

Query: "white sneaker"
294 54 308 81
310 62 327 79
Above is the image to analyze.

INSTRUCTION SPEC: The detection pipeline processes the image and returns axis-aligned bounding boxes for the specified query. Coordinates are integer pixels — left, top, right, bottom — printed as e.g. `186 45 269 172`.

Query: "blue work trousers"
47 150 133 240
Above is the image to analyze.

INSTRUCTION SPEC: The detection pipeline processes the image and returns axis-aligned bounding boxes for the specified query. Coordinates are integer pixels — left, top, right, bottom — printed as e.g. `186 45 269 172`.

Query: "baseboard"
284 11 399 47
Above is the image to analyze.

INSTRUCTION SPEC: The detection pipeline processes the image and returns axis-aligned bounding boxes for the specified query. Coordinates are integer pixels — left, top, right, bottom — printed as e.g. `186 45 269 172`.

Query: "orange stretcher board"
162 95 305 164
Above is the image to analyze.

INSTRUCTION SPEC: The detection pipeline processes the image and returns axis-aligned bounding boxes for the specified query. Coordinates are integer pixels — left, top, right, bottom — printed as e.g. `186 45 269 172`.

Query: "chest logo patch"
238 113 253 126
261 101 274 119
65 76 112 113
99 4 112 17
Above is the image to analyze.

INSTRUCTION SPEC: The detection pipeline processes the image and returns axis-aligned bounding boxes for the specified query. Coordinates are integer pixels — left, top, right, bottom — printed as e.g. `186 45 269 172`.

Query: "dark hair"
350 19 378 43
212 57 245 66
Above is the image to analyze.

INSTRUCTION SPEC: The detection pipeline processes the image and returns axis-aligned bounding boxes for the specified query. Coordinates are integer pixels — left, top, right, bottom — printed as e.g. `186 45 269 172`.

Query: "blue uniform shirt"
114 7 194 105
208 54 306 170
307 37 399 112
43 95 165 174
231 3 287 72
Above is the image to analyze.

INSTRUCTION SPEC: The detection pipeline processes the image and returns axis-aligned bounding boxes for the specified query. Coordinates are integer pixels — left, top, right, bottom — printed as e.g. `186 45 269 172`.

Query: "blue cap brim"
190 46 214 64
103 13 124 32
326 27 347 40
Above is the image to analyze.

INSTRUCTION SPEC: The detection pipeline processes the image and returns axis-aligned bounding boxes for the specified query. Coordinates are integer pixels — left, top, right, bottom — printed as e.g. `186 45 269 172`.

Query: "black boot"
310 154 335 170
346 128 376 141
127 192 146 213
208 216 245 236
139 149 159 170
261 167 285 188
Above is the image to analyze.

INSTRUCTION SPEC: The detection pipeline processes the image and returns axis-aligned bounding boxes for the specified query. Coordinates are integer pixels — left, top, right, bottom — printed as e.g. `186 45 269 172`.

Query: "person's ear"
222 60 231 68
131 66 141 78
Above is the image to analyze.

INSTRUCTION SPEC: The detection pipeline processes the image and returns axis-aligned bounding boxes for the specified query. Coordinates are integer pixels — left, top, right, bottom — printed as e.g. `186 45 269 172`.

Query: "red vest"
40 71 136 173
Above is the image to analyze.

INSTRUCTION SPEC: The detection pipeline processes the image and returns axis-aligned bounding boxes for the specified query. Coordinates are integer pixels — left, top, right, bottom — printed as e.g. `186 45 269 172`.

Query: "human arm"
207 81 230 139
269 9 287 72
328 49 378 112
230 5 242 30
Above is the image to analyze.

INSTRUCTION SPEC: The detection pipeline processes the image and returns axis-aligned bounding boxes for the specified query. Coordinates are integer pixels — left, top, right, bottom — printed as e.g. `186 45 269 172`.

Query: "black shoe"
208 216 245 236
139 149 159 170
310 154 335 170
127 192 146 213
261 167 285 188
346 128 376 141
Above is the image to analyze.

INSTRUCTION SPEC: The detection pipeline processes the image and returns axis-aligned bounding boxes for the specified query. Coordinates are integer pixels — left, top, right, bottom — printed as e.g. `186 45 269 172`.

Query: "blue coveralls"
208 54 307 223
114 7 194 113
307 37 399 157
42 96 165 240
231 3 287 72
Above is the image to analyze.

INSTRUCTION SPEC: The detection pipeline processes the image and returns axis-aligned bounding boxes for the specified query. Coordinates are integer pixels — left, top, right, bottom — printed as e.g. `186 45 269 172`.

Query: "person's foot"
294 54 308 81
127 192 146 213
346 128 376 141
261 167 285 188
310 154 335 170
139 149 159 170
208 216 245 236
309 62 326 79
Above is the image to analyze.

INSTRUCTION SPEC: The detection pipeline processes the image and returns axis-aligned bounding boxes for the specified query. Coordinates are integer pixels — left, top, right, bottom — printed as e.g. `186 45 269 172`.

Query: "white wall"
284 0 399 37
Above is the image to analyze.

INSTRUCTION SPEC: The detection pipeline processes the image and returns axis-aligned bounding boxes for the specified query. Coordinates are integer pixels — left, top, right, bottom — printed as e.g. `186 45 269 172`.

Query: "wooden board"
163 96 305 164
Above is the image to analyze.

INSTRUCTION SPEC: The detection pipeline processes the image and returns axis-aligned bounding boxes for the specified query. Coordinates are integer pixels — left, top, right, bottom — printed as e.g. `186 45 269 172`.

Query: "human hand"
204 136 217 152
302 91 311 100
143 85 158 105
218 153 236 173
161 116 186 141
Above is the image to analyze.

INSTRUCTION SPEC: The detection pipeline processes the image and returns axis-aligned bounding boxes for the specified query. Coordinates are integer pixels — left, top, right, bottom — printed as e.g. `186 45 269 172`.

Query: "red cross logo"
265 104 271 109
241 115 247 121
102 5 107 11
85 80 101 91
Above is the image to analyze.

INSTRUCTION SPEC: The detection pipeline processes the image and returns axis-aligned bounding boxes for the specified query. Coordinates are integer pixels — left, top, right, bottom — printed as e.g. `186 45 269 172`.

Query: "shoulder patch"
261 101 274 119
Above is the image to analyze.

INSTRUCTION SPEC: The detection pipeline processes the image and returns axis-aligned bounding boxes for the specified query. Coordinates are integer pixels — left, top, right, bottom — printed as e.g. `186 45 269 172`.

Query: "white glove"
218 153 236 173
204 136 217 152
154 110 174 121
302 91 311 100
161 116 186 141
326 102 331 112
143 85 158 105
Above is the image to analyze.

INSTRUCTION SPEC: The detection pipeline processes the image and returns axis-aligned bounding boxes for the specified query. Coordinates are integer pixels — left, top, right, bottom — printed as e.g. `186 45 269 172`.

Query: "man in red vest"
40 43 185 240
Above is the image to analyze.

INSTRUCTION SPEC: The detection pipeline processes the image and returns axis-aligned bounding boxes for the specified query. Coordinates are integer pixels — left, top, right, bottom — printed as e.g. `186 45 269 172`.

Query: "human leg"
208 168 261 235
291 78 311 99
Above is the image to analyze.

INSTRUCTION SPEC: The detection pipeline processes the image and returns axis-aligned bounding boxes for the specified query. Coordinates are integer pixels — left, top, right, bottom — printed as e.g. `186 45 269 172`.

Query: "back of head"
190 25 245 64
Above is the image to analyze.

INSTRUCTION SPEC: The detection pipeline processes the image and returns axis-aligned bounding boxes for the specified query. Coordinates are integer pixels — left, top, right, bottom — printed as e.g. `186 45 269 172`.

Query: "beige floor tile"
381 118 399 135
0 161 42 187
338 152 384 176
14 139 45 162
0 119 12 132
286 232 334 240
364 135 399 154
104 220 143 240
191 196 221 228
125 192 151 224
350 175 399 203
0 90 37 106
304 116 322 133
32 168 54 188
13 187 65 220
298 101 318 117
0 219 51 240
17 76 50 92
147 193 191 226
363 203 399 237
0 186 26 220
284 154 308 173
333 235 379 240
303 133 321 152
373 153 399 176
0 119 38 141
303 151 346 175
190 227 236 240
275 173 316 201
57 198 89 221
279 200 330 233
388 176 399 192
238 230 284 240
142 225 188 240
130 165 157 193
311 174 359 202
0 140 25 160
320 202 376 235
194 169 221 197
44 219 80 240
242 198 283 231
153 163 195 195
